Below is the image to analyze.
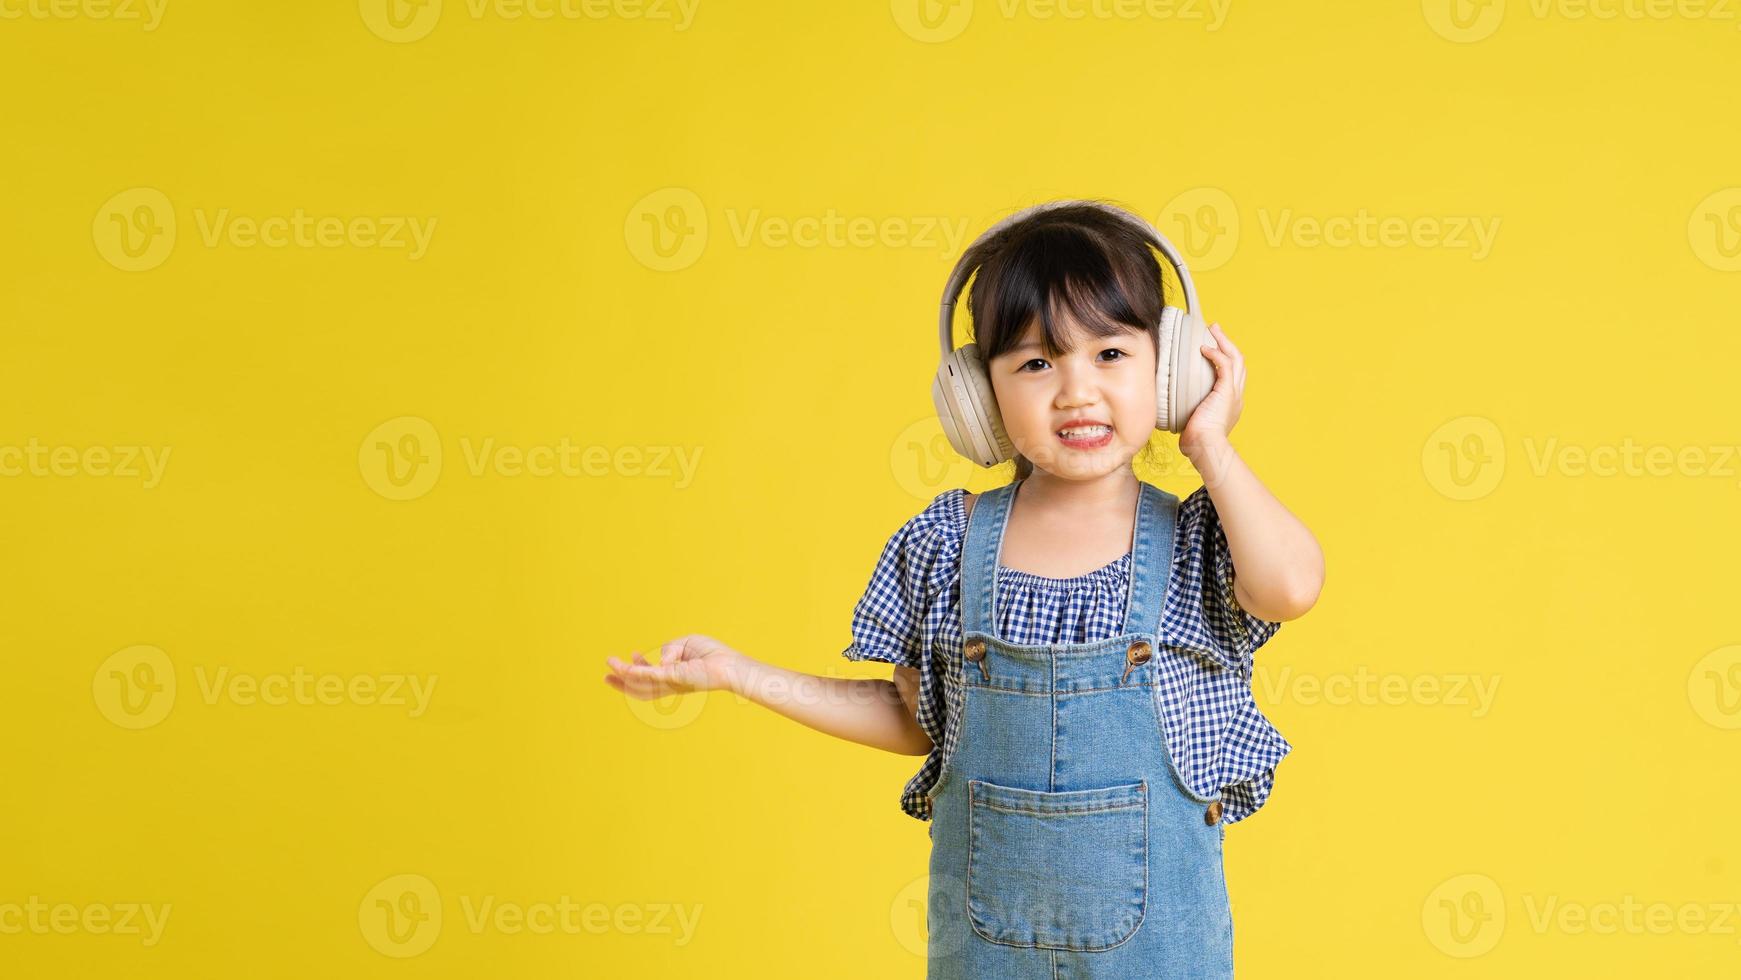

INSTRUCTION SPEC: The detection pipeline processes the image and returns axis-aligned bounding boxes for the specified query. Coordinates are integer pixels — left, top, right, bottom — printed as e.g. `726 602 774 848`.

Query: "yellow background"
3 0 1740 976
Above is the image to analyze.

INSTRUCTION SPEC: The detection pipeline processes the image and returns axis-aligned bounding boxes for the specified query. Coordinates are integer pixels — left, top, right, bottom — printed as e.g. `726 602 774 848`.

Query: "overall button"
1120 640 1153 684
1205 800 1223 825
964 639 989 681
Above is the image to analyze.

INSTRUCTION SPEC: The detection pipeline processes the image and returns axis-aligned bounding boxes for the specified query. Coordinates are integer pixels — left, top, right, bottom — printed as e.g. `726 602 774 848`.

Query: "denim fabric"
926 480 1234 978
842 483 1289 827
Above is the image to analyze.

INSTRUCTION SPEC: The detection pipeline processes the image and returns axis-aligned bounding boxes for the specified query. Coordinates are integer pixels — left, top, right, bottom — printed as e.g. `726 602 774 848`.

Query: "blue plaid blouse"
843 483 1291 825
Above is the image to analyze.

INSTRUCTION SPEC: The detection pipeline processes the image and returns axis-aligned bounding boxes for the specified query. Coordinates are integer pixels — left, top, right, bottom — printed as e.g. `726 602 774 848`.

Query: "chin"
1031 448 1132 478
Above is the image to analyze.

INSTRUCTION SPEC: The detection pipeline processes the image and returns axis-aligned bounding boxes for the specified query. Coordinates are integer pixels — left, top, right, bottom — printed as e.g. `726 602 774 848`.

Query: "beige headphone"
931 200 1217 468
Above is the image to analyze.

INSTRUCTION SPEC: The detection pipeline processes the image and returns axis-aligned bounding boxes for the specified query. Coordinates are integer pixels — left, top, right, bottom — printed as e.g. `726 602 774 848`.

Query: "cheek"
990 381 1046 426
1115 383 1158 432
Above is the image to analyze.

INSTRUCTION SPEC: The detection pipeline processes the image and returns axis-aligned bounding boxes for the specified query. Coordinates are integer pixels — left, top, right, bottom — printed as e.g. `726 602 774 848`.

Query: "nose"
1053 360 1101 409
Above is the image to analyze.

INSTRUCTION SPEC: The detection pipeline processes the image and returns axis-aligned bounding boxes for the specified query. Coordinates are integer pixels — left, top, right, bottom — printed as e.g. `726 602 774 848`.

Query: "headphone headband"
936 199 1200 355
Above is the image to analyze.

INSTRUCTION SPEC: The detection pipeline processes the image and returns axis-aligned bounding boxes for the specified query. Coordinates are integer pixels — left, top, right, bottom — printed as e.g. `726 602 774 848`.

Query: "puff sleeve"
841 493 960 670
1165 485 1283 680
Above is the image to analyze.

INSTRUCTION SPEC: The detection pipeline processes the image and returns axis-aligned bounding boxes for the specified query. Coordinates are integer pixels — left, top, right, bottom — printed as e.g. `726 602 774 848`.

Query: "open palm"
603 633 744 700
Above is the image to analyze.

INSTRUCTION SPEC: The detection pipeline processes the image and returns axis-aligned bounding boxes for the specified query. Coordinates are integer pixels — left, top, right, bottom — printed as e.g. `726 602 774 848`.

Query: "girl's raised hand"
603 633 746 700
1180 321 1246 458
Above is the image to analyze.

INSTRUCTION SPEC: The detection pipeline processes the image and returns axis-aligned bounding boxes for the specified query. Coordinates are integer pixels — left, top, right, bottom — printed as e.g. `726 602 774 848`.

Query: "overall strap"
958 481 1017 640
1124 482 1179 637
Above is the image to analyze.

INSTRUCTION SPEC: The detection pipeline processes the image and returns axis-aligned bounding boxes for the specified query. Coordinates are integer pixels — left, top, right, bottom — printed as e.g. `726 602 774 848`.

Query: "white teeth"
1058 425 1112 438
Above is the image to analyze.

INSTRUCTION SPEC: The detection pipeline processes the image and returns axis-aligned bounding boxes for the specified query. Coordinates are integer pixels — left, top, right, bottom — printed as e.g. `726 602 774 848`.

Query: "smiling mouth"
1056 424 1114 448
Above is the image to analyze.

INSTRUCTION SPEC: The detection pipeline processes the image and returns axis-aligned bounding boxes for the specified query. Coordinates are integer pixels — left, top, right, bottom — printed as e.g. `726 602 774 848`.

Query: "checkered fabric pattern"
843 485 1291 825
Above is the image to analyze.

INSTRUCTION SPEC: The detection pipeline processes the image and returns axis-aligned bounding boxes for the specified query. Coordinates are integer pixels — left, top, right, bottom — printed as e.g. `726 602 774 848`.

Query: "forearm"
725 656 934 756
1183 436 1325 620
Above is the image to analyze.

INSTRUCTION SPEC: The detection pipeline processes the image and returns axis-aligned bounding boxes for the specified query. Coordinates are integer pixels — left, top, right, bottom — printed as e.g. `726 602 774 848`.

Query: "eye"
1099 348 1130 362
1018 358 1049 373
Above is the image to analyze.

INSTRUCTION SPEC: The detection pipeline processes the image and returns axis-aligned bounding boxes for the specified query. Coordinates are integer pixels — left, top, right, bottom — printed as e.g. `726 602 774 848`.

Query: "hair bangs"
964 203 1165 363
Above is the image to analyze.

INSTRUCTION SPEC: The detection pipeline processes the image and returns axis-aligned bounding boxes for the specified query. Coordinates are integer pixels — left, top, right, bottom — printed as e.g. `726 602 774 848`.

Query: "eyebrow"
1008 336 1134 355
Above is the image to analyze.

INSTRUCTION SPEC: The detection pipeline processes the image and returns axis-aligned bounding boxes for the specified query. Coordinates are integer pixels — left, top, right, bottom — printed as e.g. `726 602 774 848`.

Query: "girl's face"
987 313 1157 481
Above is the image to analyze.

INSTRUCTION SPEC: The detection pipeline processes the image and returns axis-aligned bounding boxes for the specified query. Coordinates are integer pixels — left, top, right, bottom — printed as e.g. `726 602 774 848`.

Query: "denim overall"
925 480 1233 979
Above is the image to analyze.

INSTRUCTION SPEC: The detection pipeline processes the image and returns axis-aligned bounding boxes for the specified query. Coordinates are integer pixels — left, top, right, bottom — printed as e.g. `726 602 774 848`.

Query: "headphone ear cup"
933 343 1014 468
1155 306 1181 432
1164 310 1217 434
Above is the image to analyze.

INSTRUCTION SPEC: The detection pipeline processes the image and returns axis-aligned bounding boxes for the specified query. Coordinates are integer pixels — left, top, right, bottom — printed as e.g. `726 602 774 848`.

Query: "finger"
1214 329 1245 380
633 652 650 666
1211 323 1243 361
619 669 662 700
1200 344 1232 384
606 672 657 701
636 662 681 689
661 637 690 663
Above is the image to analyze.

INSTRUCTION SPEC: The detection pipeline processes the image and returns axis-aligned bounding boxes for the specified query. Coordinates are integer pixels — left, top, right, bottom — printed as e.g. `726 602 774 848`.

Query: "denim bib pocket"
965 777 1147 951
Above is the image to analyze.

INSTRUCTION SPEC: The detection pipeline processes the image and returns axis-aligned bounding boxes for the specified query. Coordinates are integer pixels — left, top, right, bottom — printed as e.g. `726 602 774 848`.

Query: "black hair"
958 199 1172 481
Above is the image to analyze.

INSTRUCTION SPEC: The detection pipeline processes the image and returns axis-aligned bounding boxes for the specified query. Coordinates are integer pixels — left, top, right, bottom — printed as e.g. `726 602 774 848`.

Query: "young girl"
604 200 1324 978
